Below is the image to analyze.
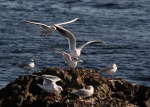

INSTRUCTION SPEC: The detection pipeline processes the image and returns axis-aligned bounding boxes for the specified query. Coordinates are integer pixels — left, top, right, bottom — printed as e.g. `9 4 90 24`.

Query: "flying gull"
54 24 105 58
52 49 83 68
24 18 78 36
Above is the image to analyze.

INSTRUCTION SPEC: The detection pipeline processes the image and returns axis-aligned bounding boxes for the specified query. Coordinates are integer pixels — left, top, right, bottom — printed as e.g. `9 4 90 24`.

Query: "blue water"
0 0 150 89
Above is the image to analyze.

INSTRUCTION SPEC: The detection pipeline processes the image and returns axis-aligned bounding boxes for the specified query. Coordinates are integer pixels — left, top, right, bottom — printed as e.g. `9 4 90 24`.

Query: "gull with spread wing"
24 18 78 36
53 49 83 68
37 74 63 97
54 24 105 58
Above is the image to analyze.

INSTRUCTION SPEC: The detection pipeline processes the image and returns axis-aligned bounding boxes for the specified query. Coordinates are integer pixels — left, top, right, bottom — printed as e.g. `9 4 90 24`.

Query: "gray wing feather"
56 18 78 26
54 25 76 50
18 63 28 68
62 51 72 63
71 89 88 96
78 40 105 51
24 19 50 29
43 78 53 85
100 66 111 73
42 75 61 82
51 49 72 63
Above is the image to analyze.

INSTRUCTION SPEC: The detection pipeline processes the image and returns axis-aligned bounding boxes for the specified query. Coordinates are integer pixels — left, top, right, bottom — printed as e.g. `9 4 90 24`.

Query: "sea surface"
0 0 150 89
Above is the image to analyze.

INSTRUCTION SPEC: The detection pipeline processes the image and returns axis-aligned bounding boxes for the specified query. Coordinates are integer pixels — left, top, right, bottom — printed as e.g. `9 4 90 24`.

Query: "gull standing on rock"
53 49 83 68
54 24 105 58
100 63 117 79
70 85 94 102
24 18 78 36
37 75 63 97
18 59 35 76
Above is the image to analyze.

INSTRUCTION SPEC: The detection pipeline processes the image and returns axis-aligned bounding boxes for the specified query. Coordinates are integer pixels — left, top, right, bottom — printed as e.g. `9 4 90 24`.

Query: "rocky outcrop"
0 68 150 107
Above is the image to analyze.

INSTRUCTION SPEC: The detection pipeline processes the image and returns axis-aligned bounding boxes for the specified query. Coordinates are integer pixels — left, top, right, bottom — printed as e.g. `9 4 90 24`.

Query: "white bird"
54 24 105 58
37 75 63 93
70 85 94 100
18 59 35 76
100 63 117 79
53 49 83 68
24 18 78 36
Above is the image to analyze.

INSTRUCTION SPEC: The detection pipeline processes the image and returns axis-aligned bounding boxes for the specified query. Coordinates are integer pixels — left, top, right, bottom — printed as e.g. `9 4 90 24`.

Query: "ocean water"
0 0 150 89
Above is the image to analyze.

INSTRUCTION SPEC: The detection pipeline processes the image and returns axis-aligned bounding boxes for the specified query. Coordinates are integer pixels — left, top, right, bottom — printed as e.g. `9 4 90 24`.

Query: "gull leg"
108 73 111 80
48 93 52 100
48 93 55 100
40 33 44 37
27 70 28 76
40 31 45 36
25 71 27 76
43 34 46 36
40 32 46 37
80 98 92 103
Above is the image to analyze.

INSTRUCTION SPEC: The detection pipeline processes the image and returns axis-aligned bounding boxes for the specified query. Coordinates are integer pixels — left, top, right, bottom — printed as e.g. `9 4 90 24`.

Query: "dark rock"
0 67 150 107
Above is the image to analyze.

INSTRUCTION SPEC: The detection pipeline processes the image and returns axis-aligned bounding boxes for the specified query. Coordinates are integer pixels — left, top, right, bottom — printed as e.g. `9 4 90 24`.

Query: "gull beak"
31 59 35 63
73 58 83 62
79 60 83 62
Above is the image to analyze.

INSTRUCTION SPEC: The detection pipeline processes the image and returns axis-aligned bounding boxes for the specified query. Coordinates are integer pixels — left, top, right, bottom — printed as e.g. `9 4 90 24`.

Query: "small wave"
92 2 135 9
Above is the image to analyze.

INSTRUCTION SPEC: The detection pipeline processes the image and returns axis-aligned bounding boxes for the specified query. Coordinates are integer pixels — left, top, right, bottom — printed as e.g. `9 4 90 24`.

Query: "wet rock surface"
0 68 150 107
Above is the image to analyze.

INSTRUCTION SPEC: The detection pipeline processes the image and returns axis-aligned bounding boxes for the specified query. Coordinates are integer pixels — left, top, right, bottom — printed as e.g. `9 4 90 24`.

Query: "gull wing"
24 19 50 29
78 40 105 51
100 66 112 73
18 63 28 68
50 48 72 63
32 74 61 84
42 75 61 82
18 61 31 68
56 18 78 26
62 51 72 63
71 88 89 97
54 25 76 51
43 78 53 85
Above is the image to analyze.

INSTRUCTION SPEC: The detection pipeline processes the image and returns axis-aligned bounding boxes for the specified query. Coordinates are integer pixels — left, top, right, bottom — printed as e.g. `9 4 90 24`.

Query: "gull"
52 49 83 68
37 74 63 97
18 59 35 76
100 63 117 79
70 85 94 102
54 24 105 58
24 18 78 36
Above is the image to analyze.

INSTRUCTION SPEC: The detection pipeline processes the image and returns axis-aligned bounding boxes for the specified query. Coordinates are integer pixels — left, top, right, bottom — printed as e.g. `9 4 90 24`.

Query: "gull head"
73 58 83 62
87 85 94 90
58 86 63 92
78 59 83 62
87 85 94 95
30 59 35 62
112 63 117 72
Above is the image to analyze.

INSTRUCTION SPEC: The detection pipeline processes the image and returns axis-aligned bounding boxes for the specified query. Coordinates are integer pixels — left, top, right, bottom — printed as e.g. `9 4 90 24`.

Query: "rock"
0 67 150 107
